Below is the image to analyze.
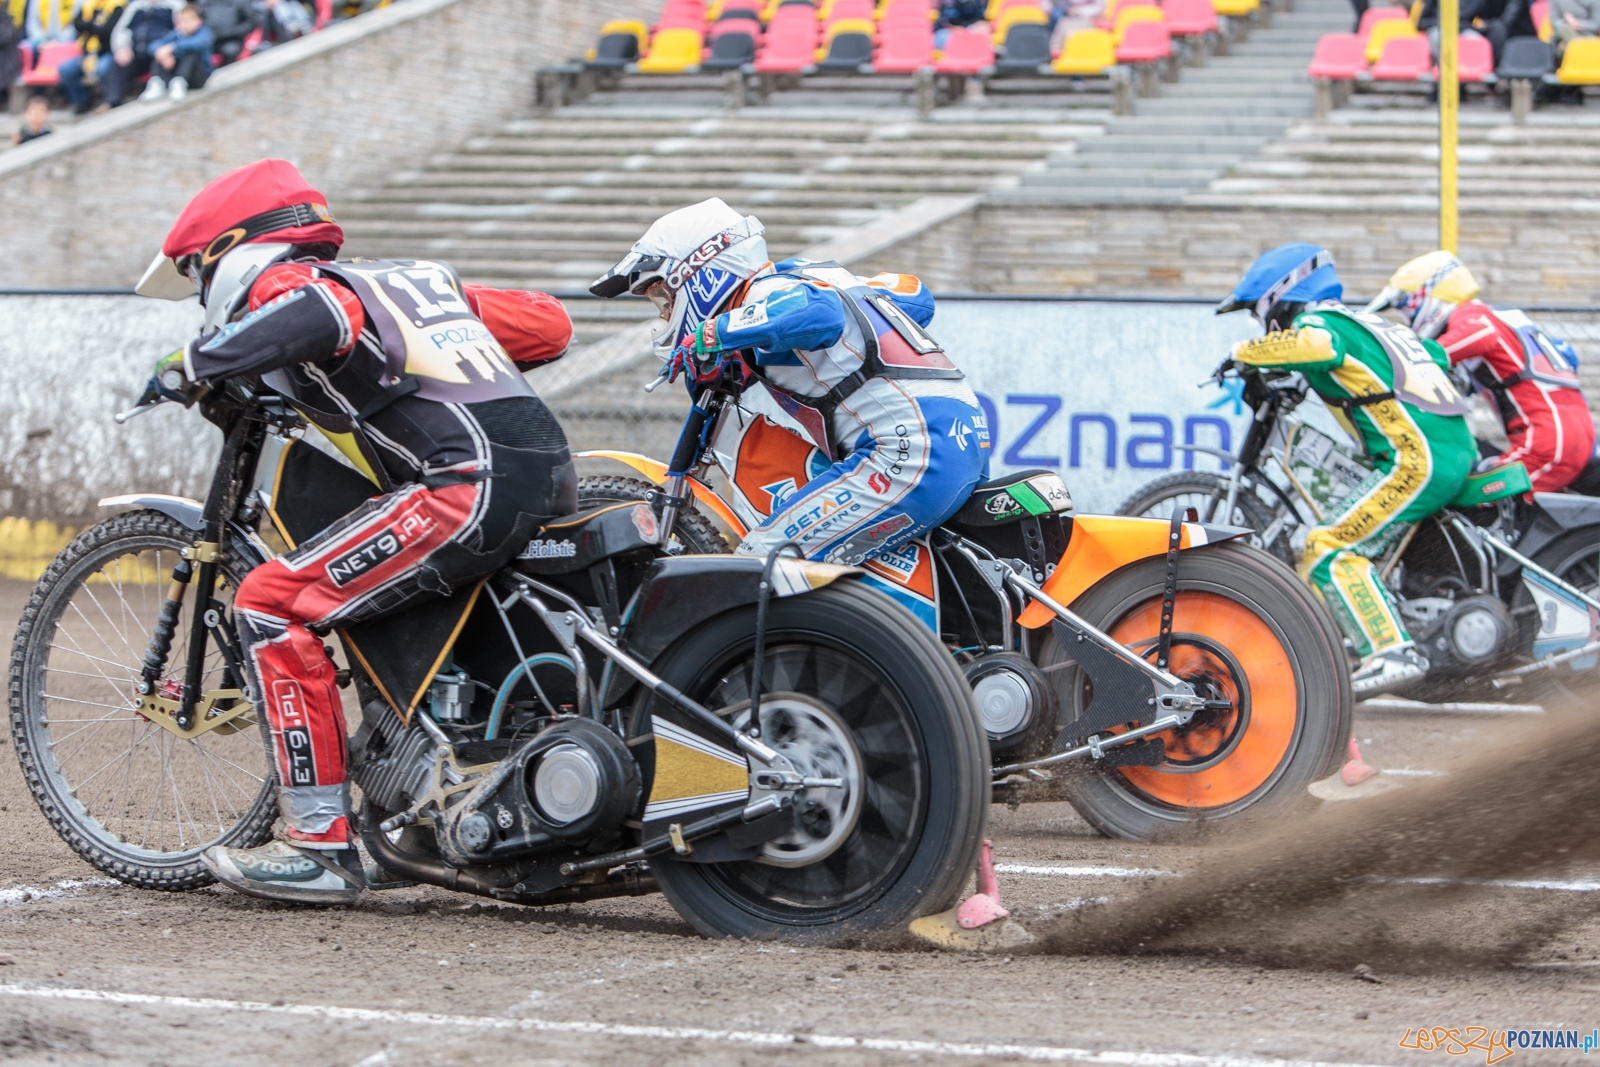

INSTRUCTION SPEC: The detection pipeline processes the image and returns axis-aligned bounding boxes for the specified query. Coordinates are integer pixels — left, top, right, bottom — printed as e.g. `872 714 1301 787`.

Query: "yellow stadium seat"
1556 36 1600 81
1407 0 1422 22
1098 0 1140 26
599 19 649 54
637 27 704 72
1112 5 1164 43
991 4 1048 42
1537 11 1552 39
1210 0 1258 15
1363 17 1418 62
1052 27 1116 72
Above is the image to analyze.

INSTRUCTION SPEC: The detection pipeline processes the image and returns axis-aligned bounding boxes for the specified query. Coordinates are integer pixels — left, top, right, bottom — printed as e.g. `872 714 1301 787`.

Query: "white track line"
0 984 1396 1067
994 864 1172 878
0 878 118 906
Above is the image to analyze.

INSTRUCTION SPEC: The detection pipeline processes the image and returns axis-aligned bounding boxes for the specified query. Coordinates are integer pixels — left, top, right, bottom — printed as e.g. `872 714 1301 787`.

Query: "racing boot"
1350 646 1429 696
202 839 365 905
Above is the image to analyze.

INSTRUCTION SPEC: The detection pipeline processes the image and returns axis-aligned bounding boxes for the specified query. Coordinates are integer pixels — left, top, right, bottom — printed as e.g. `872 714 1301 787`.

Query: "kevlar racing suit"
1233 305 1476 658
701 262 991 565
187 259 576 846
1438 300 1596 493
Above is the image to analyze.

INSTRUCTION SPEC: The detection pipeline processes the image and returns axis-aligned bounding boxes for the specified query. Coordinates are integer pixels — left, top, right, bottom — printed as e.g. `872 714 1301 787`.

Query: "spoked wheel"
1117 472 1298 567
7 510 276 889
1039 542 1351 840
632 580 987 942
1509 528 1600 704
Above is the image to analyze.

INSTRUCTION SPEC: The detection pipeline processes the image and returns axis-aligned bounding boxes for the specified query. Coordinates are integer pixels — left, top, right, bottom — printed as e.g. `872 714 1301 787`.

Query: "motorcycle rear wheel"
1117 472 1298 567
1040 541 1351 840
633 580 988 943
7 510 276 889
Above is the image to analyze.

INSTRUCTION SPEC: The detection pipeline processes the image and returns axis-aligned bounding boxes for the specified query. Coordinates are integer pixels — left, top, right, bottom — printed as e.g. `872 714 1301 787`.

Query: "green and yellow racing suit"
1232 305 1477 658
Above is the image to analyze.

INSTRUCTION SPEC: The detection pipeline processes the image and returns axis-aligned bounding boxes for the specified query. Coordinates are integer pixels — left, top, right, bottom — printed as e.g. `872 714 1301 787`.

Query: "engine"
349 699 438 814
436 718 640 868
1401 594 1517 676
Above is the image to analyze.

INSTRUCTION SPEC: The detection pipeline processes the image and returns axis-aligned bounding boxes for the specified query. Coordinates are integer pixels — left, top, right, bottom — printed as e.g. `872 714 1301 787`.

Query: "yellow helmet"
1365 251 1480 340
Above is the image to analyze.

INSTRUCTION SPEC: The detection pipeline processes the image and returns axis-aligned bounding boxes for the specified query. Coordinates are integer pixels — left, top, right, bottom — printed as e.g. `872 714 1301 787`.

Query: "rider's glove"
149 348 204 406
663 322 727 386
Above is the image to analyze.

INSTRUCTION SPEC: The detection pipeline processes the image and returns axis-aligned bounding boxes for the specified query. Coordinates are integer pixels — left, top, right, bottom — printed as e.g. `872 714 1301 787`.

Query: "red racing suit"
188 258 575 847
1438 300 1595 493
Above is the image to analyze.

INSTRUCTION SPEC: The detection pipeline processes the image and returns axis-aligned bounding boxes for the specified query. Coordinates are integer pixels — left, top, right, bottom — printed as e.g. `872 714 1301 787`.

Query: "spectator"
939 0 988 27
139 2 211 99
1550 0 1600 44
1417 0 1536 61
56 0 127 114
11 94 51 143
0 1 23 112
253 0 309 47
101 0 180 107
198 0 252 62
23 0 77 42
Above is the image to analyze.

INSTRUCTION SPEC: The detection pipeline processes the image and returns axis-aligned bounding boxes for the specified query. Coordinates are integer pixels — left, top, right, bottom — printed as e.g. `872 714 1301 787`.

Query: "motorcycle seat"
513 501 662 576
950 469 1074 529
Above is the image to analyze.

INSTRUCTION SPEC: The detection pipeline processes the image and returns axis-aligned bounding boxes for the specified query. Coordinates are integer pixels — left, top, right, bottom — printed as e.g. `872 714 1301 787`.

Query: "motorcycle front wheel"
1117 471 1299 567
1040 541 1351 840
7 510 276 889
632 579 988 943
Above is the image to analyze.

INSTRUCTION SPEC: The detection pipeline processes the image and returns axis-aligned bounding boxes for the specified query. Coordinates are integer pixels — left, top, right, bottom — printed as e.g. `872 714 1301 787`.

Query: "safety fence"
1 291 1598 581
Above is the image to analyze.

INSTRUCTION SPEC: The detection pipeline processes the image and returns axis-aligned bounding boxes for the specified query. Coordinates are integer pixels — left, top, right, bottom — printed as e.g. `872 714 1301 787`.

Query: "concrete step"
1018 167 1221 187
1071 134 1269 155
1105 116 1296 135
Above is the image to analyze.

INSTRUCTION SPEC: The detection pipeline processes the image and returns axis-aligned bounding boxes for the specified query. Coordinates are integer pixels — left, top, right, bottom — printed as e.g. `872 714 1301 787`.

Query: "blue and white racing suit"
702 260 991 566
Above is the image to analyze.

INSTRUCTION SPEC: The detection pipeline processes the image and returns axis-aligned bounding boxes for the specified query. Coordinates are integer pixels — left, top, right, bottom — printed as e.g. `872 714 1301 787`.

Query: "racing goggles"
1251 249 1334 324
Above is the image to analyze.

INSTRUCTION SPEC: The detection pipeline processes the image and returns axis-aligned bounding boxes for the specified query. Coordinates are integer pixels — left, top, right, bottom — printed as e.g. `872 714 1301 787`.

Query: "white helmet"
589 198 768 359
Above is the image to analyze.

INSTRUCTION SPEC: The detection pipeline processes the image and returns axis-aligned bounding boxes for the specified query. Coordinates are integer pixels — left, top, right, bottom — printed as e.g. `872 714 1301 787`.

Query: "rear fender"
603 553 857 705
575 450 749 538
1016 515 1252 629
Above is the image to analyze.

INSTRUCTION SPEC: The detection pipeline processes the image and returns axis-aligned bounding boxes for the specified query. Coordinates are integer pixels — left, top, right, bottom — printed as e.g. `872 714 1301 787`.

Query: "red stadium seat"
824 0 875 22
1097 0 1157 31
755 8 818 69
711 14 763 38
934 25 993 71
1369 33 1431 79
1114 18 1170 61
1162 0 1217 35
875 15 933 70
655 0 708 32
1446 32 1495 81
1307 32 1366 77
21 41 78 87
1356 5 1409 37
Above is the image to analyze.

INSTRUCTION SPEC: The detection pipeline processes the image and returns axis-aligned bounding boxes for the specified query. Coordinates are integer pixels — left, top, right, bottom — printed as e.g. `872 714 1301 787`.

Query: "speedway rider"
1218 244 1477 695
1367 251 1596 495
135 159 577 904
590 198 991 565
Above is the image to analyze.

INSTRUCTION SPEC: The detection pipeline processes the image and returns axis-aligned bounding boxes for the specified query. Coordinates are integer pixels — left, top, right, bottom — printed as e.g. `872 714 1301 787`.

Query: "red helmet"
138 159 344 306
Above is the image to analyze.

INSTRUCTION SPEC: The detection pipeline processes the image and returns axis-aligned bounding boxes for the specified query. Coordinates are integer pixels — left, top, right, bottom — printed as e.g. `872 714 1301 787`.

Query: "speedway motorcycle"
1118 363 1600 703
6 375 992 942
573 355 1353 842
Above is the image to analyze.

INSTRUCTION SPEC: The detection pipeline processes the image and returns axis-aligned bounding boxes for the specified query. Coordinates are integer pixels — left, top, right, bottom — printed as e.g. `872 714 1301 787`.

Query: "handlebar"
114 400 165 424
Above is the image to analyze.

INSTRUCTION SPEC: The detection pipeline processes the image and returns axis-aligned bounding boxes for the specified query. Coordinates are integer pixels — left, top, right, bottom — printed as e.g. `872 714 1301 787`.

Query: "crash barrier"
537 0 1277 116
1 291 1597 562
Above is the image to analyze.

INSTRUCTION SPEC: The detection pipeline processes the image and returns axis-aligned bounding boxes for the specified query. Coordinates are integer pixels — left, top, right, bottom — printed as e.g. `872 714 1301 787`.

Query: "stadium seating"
1355 5 1409 36
21 40 78 88
1554 36 1600 82
934 26 994 72
1364 17 1418 62
709 13 762 38
1052 27 1116 73
991 4 1048 44
1098 0 1153 29
1162 0 1219 40
875 14 935 71
1112 4 1166 43
1368 33 1430 78
820 0 875 22
1531 0 1551 40
817 17 875 67
1307 32 1365 77
704 28 759 66
1209 0 1260 20
985 0 1044 17
587 21 649 69
1498 34 1552 79
655 0 708 31
1116 18 1172 60
995 22 1052 70
637 26 704 71
755 6 818 71
1448 33 1495 82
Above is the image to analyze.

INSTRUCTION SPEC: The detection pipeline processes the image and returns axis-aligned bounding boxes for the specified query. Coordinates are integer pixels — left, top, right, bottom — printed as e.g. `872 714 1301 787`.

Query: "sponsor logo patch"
324 504 436 587
272 679 317 787
520 539 578 560
726 301 769 332
868 471 892 495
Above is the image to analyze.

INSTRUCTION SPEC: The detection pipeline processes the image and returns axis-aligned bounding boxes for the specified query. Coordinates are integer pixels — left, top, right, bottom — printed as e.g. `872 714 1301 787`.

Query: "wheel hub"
735 694 863 868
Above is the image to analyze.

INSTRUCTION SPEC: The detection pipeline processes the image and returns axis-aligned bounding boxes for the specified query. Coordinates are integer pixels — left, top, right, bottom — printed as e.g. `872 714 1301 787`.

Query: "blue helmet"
1217 243 1343 329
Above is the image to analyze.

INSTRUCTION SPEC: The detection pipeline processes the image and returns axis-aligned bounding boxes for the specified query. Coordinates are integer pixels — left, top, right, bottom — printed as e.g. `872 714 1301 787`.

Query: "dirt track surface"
4 577 1600 1066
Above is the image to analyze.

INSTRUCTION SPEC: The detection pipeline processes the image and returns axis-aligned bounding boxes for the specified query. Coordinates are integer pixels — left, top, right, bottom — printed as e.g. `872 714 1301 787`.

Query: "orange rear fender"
1016 516 1251 629
574 450 749 539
